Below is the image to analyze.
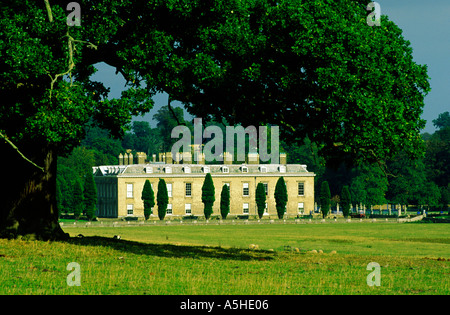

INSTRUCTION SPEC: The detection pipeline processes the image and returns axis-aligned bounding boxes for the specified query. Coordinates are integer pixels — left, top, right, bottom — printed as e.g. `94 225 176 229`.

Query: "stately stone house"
93 152 315 219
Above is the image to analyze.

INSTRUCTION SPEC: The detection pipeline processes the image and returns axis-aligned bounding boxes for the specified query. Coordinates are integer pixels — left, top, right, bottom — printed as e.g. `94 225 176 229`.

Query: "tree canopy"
0 0 431 239
1 0 429 163
83 170 97 221
340 185 351 218
319 181 331 218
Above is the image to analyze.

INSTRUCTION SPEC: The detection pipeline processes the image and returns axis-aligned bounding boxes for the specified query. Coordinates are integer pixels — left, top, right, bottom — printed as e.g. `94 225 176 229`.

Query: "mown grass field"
0 222 449 294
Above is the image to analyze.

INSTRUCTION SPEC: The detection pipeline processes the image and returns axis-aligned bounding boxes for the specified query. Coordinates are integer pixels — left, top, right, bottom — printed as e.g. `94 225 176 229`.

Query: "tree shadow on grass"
67 236 276 261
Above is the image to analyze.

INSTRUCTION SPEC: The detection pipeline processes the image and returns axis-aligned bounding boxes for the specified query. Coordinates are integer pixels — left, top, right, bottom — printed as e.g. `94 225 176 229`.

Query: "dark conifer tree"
202 173 215 220
157 179 168 220
274 177 288 219
141 180 155 220
220 184 230 220
256 183 266 219
320 181 331 218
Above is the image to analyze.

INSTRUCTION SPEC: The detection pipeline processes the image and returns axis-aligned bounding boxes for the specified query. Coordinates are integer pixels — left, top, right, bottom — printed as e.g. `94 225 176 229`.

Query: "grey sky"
381 0 450 133
92 1 449 133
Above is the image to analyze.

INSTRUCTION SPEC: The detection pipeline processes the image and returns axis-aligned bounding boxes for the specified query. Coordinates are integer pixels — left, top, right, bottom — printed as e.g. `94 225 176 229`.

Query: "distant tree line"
57 170 97 221
309 112 449 214
58 110 449 217
56 106 180 217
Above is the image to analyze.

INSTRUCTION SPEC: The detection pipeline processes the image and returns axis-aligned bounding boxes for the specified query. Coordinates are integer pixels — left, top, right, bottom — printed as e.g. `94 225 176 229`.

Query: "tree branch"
167 95 185 126
46 30 98 100
0 132 44 172
44 0 53 23
368 149 397 178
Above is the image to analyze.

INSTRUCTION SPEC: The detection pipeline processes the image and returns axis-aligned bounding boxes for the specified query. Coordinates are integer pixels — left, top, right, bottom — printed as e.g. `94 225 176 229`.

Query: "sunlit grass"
0 222 449 294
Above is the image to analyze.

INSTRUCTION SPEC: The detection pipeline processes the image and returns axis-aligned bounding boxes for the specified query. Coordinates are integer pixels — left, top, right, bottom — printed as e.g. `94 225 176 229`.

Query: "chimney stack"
223 152 233 165
174 152 182 164
165 152 173 164
182 152 192 164
119 153 124 165
195 152 205 164
128 152 134 165
280 153 287 164
136 152 147 164
247 152 259 164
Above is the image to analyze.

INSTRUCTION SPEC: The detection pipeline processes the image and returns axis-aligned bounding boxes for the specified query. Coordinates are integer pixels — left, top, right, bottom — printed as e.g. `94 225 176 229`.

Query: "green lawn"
0 222 449 294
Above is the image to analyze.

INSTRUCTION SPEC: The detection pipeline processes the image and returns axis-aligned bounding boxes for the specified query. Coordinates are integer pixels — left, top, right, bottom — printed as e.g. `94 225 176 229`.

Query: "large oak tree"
0 0 429 239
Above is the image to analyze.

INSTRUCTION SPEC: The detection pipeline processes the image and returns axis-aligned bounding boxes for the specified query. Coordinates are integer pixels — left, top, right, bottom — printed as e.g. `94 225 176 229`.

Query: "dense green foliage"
157 179 169 220
201 173 215 220
220 184 230 220
319 181 331 218
72 180 84 220
141 180 155 220
340 186 351 218
83 171 97 221
0 0 431 168
144 0 429 167
425 112 450 188
274 177 287 219
255 183 266 219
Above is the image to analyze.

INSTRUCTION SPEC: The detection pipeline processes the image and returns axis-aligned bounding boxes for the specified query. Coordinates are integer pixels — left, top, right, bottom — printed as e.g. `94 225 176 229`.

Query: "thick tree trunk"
0 139 69 240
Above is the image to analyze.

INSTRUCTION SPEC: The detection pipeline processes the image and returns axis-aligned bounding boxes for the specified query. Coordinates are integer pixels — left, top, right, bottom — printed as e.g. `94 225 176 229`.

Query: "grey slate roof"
93 163 312 177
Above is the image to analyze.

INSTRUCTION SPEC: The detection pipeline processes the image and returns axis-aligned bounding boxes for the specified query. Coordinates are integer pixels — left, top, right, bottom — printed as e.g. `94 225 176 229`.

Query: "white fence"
60 216 420 228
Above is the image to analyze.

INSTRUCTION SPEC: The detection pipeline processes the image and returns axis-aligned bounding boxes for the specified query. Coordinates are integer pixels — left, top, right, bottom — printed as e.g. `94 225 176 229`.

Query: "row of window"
126 182 305 198
145 166 287 174
126 202 306 216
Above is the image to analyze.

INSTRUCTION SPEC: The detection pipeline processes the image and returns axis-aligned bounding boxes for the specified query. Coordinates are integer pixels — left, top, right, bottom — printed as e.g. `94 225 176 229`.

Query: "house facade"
93 152 315 219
